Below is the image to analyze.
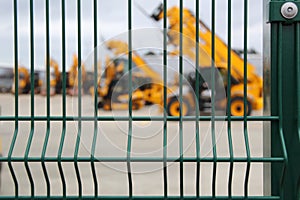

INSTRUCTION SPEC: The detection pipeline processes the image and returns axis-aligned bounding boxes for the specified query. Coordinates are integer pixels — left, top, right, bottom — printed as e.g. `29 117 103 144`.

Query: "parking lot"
0 94 264 196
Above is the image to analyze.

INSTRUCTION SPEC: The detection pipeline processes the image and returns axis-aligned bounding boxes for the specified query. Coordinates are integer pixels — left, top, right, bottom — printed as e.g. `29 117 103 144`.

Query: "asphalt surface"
0 94 264 197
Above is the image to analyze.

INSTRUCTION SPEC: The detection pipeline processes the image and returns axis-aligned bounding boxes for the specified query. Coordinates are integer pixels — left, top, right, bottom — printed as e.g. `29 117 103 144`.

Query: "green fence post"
269 1 300 199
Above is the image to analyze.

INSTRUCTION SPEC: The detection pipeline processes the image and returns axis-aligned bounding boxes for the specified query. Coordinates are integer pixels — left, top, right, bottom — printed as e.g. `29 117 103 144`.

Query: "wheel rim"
169 101 188 116
231 100 246 116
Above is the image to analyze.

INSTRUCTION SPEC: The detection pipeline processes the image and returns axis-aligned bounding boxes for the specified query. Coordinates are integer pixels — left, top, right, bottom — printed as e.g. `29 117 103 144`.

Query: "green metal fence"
268 1 300 199
0 0 299 199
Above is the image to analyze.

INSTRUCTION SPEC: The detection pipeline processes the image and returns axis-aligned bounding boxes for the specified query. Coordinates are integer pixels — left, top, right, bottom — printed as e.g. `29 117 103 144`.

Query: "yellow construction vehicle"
97 40 179 112
11 66 31 94
97 56 145 110
40 58 61 96
12 66 44 94
151 4 263 116
67 54 87 96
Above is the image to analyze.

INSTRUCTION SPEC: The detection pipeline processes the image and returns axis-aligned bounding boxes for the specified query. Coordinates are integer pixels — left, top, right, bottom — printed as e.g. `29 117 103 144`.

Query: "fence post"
268 1 300 199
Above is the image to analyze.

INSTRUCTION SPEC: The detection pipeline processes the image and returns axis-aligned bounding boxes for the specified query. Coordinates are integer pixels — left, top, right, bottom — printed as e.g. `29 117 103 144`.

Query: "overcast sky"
0 0 263 70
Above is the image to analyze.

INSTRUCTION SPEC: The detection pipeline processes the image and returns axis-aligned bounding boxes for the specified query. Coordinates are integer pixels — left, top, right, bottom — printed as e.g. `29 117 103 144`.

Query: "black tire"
55 79 63 94
167 97 191 116
22 83 31 94
230 96 252 116
97 101 103 109
145 101 153 106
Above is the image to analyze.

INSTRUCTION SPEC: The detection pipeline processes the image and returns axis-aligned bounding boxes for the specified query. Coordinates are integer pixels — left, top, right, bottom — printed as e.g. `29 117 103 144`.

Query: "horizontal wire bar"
0 116 279 121
0 195 281 200
0 157 284 162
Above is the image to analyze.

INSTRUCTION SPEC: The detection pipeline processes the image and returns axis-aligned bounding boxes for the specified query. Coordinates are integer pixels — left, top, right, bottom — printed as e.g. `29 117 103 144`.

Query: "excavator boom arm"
106 40 162 83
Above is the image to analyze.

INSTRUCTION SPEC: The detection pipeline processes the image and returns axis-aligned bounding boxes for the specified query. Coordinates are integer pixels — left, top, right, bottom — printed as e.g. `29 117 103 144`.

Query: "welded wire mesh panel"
0 0 297 199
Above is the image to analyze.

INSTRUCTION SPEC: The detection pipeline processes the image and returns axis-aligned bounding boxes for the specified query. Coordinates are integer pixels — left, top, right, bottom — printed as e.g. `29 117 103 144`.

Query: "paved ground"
0 94 264 197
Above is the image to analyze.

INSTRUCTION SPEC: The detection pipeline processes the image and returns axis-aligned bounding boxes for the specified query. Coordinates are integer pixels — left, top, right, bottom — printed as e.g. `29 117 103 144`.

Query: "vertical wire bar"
179 0 184 198
297 12 300 145
227 0 234 199
243 0 251 198
127 0 133 198
296 22 300 200
41 0 51 196
8 0 19 197
162 0 168 199
277 23 288 200
74 0 83 197
211 0 217 198
91 0 99 197
24 0 35 196
58 0 67 197
195 0 201 198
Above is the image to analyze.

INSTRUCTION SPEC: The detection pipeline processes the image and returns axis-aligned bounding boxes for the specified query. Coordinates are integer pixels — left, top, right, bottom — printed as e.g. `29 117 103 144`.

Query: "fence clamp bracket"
268 1 300 23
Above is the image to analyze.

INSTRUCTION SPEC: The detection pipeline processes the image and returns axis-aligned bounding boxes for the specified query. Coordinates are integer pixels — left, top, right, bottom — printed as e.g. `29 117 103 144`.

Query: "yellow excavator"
40 58 61 96
97 40 178 112
151 4 263 116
